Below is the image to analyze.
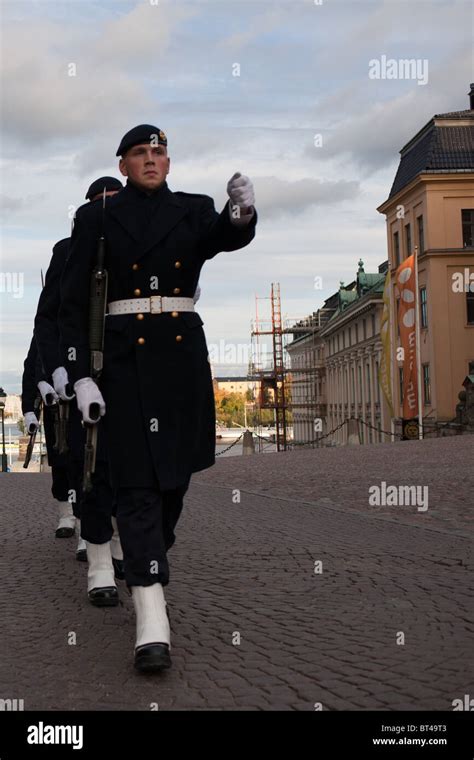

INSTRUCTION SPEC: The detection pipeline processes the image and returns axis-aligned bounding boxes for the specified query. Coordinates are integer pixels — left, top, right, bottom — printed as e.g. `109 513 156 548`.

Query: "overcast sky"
1 0 472 393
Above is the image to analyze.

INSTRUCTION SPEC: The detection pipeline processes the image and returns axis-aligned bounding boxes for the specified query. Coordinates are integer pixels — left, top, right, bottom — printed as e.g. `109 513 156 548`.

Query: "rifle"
23 395 42 469
83 188 108 492
51 402 60 451
56 400 70 455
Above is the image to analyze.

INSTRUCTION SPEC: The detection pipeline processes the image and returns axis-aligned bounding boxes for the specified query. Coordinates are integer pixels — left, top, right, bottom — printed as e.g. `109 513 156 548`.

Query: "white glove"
52 366 75 401
74 377 106 424
193 284 201 304
227 172 255 210
37 380 59 406
24 412 39 435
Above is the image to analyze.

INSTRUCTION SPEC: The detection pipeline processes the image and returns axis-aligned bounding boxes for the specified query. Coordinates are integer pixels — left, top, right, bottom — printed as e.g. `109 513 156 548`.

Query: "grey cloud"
251 176 360 218
303 48 472 174
1 193 47 217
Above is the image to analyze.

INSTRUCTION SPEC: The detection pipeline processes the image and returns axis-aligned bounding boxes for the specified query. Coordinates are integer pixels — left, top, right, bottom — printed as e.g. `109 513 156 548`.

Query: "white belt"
108 296 195 315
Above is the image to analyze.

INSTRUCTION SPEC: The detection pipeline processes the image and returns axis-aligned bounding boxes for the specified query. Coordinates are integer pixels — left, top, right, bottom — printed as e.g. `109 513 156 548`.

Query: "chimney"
469 83 474 110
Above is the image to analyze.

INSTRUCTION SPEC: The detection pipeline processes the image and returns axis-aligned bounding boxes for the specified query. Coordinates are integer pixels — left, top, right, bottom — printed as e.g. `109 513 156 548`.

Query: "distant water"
2 423 276 464
215 440 277 457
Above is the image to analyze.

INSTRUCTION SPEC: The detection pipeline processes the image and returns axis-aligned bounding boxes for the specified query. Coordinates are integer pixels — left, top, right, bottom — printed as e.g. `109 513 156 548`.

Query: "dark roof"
433 109 474 119
389 114 474 199
325 272 385 324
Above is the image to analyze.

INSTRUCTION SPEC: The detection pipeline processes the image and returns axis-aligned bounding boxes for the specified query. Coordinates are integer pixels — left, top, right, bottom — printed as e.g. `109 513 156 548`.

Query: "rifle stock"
83 189 108 492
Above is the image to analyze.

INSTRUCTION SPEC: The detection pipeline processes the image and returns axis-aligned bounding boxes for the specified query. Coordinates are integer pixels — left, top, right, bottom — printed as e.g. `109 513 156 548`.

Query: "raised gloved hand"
227 172 255 224
74 377 106 424
24 412 40 435
52 366 75 401
37 380 59 406
193 284 201 304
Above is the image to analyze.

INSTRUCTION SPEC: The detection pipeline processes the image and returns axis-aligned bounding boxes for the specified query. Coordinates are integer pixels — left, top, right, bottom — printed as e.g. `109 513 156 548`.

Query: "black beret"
85 176 123 200
116 124 167 157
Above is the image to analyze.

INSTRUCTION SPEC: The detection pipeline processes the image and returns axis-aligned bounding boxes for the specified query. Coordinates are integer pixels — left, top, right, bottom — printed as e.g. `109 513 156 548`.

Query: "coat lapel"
107 183 189 262
138 190 188 260
107 185 143 243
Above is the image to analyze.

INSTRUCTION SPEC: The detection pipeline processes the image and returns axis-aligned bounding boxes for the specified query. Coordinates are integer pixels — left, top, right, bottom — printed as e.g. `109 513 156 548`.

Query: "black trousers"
69 458 116 544
50 464 70 503
116 475 191 587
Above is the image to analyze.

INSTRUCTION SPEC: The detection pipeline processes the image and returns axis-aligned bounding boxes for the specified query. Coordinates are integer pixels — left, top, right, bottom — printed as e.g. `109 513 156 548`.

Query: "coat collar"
106 180 188 260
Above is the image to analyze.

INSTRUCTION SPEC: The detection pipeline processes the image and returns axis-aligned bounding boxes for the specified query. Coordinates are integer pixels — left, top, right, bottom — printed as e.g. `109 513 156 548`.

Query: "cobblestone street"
0 436 472 711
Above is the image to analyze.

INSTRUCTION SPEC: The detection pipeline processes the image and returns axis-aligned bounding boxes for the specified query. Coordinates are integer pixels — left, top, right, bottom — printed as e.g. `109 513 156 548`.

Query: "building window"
399 367 404 403
405 223 412 258
371 313 376 336
393 231 400 267
358 365 362 404
366 363 371 402
420 287 427 328
423 364 431 405
396 298 401 338
417 215 424 254
462 209 474 247
362 319 366 340
351 367 355 403
337 334 340 352
355 324 359 343
467 290 474 324
342 331 346 349
348 328 352 347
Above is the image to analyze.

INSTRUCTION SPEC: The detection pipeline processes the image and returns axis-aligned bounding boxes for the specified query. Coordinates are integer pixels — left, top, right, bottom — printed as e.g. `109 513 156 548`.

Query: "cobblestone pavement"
0 436 472 711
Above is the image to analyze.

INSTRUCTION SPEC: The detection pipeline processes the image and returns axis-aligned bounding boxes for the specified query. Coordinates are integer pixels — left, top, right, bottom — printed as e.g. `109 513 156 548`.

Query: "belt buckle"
150 295 162 314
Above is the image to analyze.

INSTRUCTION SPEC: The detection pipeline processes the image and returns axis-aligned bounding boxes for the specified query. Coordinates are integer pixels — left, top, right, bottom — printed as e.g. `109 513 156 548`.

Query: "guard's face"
119 144 170 191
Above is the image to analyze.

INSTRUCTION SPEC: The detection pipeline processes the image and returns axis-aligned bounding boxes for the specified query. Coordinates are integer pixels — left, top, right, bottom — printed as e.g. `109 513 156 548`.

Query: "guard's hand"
24 412 40 435
226 172 255 209
74 377 106 425
37 380 59 406
193 284 201 304
52 366 75 401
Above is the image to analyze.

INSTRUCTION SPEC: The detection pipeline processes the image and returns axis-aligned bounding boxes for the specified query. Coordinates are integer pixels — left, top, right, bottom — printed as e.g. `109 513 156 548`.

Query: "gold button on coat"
171 311 179 317
134 288 141 296
175 335 183 342
173 287 181 294
174 261 182 269
137 337 145 345
136 313 144 321
132 264 139 271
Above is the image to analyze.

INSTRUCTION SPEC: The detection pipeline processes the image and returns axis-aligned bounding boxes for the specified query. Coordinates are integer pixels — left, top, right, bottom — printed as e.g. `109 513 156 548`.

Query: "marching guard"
59 124 257 672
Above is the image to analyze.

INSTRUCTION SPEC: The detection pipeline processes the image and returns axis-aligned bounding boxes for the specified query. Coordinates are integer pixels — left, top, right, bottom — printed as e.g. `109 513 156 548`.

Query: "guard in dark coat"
21 334 74 535
59 124 257 672
34 178 126 602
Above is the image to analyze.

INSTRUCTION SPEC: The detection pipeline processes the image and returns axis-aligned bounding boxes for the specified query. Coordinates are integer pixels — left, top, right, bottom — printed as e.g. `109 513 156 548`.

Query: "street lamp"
0 388 7 472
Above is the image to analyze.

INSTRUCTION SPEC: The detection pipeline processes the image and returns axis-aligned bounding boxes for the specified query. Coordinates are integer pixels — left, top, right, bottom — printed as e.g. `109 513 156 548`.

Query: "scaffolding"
249 283 333 450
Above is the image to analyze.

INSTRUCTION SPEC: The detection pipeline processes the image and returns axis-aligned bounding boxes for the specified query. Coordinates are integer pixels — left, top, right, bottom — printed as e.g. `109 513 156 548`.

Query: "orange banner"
379 269 394 417
396 254 418 419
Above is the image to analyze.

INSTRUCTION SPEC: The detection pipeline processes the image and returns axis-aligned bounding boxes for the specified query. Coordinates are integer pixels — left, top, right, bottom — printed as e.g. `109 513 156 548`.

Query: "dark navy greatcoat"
21 334 65 467
34 237 102 463
34 237 70 378
59 180 257 489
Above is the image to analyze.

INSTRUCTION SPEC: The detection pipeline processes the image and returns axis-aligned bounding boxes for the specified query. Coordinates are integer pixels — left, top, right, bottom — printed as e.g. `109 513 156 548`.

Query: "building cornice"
320 297 382 337
377 172 474 214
